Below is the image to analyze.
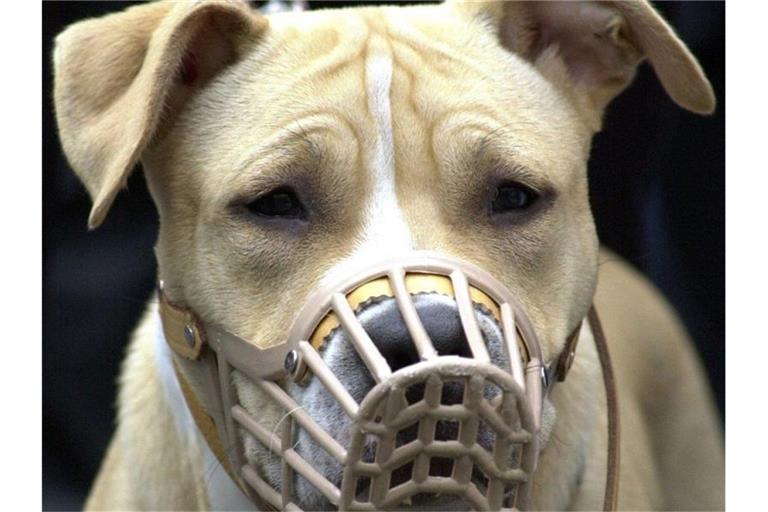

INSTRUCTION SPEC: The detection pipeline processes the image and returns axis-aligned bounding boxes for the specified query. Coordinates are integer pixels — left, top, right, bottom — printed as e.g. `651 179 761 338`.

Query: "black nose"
357 293 474 373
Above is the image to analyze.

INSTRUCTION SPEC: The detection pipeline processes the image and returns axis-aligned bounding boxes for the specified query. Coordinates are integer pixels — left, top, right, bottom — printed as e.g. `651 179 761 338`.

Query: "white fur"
363 42 411 254
154 315 256 511
154 320 197 440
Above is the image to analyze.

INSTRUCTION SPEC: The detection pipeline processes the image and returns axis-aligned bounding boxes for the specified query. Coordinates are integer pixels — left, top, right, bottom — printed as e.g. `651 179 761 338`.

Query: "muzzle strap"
158 284 205 361
172 361 238 481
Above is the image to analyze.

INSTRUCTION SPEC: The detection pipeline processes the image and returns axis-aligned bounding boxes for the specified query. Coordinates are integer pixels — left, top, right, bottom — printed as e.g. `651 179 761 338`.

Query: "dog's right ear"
53 0 266 229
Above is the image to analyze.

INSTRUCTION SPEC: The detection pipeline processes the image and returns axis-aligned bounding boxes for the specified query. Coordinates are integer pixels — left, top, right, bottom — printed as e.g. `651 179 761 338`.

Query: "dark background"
43 1 724 510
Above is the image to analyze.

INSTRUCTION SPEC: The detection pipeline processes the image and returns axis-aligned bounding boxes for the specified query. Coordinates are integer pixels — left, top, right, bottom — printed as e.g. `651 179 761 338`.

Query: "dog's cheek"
233 370 285 486
290 335 366 446
290 380 349 510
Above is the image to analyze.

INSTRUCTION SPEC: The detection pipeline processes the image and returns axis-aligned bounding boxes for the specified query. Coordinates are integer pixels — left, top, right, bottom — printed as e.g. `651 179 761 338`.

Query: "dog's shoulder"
593 247 713 416
595 248 690 358
594 247 703 397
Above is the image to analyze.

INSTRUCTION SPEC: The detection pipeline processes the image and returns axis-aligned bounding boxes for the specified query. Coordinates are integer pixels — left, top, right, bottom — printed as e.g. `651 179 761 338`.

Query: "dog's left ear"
53 0 267 229
449 0 715 129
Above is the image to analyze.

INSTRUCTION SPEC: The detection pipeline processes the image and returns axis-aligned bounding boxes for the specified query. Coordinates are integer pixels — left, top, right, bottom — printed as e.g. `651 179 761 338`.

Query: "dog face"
54 1 714 508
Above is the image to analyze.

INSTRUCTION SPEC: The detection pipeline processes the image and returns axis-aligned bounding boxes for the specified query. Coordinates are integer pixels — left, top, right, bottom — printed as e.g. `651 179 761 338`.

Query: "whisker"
268 405 304 465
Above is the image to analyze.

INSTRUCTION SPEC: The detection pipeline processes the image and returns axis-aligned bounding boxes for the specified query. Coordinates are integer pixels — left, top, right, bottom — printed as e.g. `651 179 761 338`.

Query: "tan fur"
53 1 723 510
592 252 724 510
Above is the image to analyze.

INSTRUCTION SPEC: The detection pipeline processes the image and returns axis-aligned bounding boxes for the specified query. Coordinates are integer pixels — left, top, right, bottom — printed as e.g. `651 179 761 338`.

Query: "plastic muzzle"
160 252 570 511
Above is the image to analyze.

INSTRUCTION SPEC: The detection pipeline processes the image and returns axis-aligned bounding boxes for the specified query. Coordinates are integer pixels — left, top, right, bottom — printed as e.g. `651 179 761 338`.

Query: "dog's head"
54 1 713 509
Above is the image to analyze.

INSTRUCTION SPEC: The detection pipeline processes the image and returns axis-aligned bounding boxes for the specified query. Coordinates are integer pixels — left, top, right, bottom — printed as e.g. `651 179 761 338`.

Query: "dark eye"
247 187 306 219
491 182 539 214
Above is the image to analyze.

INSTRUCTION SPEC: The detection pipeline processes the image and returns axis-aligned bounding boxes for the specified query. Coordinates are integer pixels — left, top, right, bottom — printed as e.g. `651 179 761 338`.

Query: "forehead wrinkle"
473 125 534 167
384 10 490 78
470 129 543 180
430 108 568 176
266 11 370 88
233 114 358 176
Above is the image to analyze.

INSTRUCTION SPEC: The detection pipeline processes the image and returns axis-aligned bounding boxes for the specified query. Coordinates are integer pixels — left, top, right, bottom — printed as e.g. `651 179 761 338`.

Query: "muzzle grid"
341 362 538 511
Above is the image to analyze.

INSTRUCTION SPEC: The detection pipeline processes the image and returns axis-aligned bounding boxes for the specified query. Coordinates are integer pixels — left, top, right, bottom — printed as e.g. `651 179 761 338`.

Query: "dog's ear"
449 0 715 129
53 0 267 229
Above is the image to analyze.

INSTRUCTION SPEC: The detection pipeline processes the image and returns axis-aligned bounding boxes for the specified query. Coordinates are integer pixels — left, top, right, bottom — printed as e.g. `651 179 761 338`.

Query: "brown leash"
589 306 621 511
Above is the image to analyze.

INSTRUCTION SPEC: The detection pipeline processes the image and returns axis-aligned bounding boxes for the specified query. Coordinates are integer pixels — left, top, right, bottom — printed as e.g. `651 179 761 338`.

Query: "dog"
53 0 724 509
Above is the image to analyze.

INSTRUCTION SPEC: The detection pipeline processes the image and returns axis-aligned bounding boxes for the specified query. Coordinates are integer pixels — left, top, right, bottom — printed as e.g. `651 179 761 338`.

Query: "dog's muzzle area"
157 252 580 510
282 294 520 510
212 253 557 511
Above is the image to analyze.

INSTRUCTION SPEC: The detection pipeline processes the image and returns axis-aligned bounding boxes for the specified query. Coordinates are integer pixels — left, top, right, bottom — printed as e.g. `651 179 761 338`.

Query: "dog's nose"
357 293 475 372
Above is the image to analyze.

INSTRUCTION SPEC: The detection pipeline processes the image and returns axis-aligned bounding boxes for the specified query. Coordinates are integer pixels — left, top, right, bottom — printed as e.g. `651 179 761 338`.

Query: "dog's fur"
53 1 724 510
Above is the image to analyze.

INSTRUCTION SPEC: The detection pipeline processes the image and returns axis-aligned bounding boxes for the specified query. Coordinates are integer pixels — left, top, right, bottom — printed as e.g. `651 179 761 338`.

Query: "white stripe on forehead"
321 36 413 286
363 37 412 252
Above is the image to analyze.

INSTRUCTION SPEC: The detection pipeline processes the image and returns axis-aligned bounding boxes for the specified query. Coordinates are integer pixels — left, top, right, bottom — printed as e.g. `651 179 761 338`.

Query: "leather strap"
172 360 240 484
159 289 205 360
589 306 621 511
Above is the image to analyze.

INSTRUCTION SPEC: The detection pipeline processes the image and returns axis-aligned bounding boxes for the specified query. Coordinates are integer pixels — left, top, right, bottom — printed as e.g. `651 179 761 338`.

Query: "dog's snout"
358 294 473 372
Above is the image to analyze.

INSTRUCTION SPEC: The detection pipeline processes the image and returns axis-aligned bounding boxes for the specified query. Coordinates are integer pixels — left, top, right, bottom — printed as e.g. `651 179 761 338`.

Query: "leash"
589 306 621 511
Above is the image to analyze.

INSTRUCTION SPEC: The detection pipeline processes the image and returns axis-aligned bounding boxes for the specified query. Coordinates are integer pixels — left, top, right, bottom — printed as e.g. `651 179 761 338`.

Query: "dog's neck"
154 313 257 511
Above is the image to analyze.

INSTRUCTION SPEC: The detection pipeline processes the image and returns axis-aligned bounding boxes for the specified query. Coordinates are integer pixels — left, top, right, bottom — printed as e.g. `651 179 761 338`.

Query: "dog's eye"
491 182 539 214
247 187 306 219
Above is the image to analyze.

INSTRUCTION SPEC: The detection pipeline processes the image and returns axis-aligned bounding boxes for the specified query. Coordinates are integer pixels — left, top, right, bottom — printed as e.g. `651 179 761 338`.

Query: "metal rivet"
284 350 299 376
566 350 576 369
183 324 196 348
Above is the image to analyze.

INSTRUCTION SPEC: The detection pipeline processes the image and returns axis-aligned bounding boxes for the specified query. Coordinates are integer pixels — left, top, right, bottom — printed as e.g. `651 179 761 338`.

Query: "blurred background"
42 1 724 510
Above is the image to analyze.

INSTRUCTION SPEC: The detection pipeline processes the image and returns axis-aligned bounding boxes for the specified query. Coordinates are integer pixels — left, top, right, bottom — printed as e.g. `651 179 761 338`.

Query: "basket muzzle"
160 252 568 511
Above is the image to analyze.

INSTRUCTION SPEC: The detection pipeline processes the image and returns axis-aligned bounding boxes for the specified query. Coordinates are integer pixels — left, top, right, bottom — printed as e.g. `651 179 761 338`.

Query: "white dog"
54 0 723 510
